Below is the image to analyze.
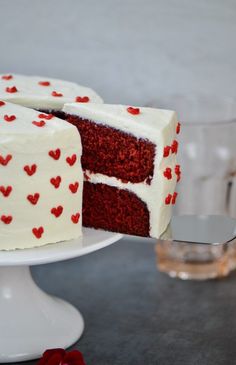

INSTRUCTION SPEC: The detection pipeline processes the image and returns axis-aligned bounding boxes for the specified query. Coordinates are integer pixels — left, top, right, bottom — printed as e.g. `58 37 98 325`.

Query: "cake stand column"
0 265 84 363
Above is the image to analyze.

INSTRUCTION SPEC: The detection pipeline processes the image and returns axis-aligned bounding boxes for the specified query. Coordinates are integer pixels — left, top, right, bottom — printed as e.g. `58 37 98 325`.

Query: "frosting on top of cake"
0 74 103 110
63 103 177 145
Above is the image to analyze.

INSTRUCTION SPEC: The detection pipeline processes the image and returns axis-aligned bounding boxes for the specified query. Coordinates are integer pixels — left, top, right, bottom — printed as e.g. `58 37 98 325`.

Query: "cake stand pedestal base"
0 266 84 363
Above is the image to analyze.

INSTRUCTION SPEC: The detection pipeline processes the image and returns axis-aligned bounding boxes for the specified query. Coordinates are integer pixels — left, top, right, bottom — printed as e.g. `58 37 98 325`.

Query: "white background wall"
1 0 236 105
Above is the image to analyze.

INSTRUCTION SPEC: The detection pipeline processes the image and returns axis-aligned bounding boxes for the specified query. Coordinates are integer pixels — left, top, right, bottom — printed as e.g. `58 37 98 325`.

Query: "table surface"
10 237 236 365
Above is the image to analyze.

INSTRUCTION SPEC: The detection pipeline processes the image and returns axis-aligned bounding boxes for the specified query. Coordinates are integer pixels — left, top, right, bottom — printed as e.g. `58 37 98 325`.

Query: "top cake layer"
0 74 103 110
63 103 177 142
63 103 178 170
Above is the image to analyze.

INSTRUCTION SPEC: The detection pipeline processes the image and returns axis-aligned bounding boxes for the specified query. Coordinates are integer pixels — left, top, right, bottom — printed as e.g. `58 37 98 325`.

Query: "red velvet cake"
63 103 180 238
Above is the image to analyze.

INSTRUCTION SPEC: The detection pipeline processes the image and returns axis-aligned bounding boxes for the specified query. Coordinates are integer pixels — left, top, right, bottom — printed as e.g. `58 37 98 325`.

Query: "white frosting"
0 74 103 110
63 103 179 238
0 101 83 250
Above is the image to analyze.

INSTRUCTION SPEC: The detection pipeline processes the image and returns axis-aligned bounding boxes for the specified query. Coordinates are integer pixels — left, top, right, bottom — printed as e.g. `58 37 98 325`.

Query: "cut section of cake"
0 74 103 117
0 101 83 250
63 103 181 238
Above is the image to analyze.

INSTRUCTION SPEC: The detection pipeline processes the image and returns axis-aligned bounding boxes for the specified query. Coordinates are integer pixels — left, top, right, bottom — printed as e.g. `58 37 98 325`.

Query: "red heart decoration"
5 86 18 93
69 182 79 194
32 226 44 239
66 154 77 166
0 185 12 197
51 205 63 218
127 106 140 115
27 193 40 205
49 148 61 160
24 164 37 176
0 154 12 166
175 164 181 182
4 114 16 122
38 81 51 86
176 122 181 134
175 164 181 174
38 113 54 120
32 120 46 127
2 75 13 80
165 194 172 205
1 215 13 224
50 176 61 189
171 140 178 154
163 146 171 158
51 91 63 97
172 192 178 204
0 101 6 107
163 167 172 180
75 96 90 103
71 212 80 224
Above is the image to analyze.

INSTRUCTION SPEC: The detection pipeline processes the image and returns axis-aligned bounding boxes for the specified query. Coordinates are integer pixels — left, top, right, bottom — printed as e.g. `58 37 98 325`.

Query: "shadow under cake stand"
0 228 122 363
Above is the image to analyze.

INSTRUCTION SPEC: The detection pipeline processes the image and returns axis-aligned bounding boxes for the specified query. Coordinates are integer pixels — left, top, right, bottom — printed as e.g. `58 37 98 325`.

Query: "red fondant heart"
38 81 51 86
176 122 181 134
66 154 77 166
5 86 18 93
32 226 44 239
0 101 6 107
27 193 40 205
75 96 90 103
165 194 172 205
38 113 54 120
51 205 63 218
2 75 13 80
0 185 12 197
4 114 16 122
172 192 178 204
0 154 12 166
71 212 80 224
163 146 171 158
69 182 79 194
127 106 140 115
32 120 46 127
50 176 61 189
163 167 172 180
175 164 181 182
171 140 178 154
1 215 12 224
24 164 37 176
51 91 63 97
49 148 61 160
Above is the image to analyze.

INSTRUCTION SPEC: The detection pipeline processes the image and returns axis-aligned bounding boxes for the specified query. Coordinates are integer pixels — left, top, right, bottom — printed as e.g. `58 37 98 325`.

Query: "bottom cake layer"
83 182 150 237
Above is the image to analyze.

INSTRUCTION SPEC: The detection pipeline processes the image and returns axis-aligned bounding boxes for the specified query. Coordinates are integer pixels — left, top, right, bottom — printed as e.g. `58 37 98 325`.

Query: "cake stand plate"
0 229 122 363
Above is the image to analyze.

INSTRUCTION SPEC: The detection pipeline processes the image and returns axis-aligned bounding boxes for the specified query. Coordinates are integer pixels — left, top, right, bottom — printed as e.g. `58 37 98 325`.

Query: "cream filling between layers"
84 161 177 239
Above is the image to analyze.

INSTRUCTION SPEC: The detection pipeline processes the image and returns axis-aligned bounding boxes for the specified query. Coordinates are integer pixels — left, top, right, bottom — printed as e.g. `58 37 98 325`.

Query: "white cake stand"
0 228 122 363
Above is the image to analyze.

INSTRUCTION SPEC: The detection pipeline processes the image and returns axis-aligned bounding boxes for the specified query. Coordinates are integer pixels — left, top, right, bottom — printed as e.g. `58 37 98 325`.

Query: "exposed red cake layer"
83 182 150 237
65 115 155 184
